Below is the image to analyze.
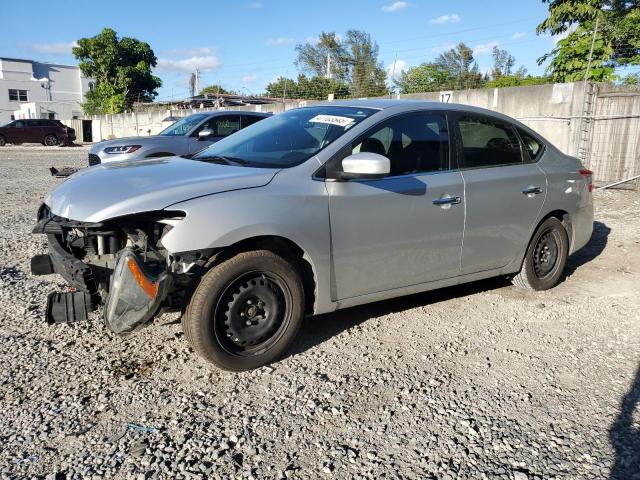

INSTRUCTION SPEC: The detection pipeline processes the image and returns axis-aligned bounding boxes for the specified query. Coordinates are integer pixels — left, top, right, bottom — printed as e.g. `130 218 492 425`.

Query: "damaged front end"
31 204 201 334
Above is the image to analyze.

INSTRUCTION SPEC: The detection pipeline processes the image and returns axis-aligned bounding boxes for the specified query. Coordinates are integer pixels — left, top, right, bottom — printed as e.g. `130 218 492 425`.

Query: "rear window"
457 115 523 168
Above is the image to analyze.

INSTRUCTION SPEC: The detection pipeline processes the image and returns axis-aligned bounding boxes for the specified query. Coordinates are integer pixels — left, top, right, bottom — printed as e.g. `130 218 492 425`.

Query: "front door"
327 111 465 300
188 115 242 154
6 121 27 143
454 113 547 273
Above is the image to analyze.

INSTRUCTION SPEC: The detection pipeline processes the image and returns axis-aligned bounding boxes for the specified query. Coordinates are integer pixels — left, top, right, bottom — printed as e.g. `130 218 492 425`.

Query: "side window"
14 121 25 128
213 115 241 137
351 112 450 176
457 115 523 168
30 120 42 127
517 128 544 162
242 115 265 128
198 115 242 137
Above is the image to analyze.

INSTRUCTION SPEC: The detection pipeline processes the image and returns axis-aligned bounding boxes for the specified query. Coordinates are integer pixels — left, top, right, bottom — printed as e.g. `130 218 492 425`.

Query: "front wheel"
183 250 304 371
0 135 5 146
512 217 569 291
43 134 59 146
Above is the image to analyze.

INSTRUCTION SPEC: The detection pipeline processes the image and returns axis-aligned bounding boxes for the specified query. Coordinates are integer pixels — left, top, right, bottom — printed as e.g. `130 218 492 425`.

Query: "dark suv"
0 119 76 146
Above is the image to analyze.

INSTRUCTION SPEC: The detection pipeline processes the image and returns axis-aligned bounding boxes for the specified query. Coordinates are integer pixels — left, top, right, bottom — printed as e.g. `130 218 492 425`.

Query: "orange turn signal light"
127 258 159 299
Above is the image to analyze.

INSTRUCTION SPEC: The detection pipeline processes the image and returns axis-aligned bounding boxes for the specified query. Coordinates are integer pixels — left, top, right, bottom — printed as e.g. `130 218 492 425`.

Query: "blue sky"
1 0 558 99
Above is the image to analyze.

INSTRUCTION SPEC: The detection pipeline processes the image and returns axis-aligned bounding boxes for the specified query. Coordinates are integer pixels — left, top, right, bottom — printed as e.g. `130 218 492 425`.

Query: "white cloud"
382 1 408 12
266 37 295 46
429 14 460 24
386 59 407 80
242 74 257 83
157 56 221 72
248 1 262 7
512 32 526 40
473 41 499 55
29 41 78 55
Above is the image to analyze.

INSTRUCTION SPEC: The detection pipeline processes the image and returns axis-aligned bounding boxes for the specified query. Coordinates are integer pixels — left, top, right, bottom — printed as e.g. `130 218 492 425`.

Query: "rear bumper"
570 202 594 254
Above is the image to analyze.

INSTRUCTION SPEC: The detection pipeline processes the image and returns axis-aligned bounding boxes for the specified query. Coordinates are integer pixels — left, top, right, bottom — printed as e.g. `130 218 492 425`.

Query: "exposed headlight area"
104 145 142 154
31 208 191 330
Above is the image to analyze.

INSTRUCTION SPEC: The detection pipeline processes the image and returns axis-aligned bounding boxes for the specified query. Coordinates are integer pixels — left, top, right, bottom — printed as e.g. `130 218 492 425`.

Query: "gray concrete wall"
91 83 588 156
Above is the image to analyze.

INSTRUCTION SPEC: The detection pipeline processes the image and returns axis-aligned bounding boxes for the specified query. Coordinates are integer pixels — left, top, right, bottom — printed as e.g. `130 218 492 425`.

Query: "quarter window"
8 89 28 102
518 128 543 162
351 112 450 176
197 115 242 137
457 115 522 168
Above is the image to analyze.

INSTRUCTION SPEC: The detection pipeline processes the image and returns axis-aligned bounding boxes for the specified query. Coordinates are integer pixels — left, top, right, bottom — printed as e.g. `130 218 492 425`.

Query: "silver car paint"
46 157 278 222
90 112 269 163
46 99 593 316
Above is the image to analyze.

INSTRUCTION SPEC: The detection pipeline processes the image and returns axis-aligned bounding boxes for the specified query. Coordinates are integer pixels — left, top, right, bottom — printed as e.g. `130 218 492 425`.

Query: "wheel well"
211 236 317 315
536 209 572 246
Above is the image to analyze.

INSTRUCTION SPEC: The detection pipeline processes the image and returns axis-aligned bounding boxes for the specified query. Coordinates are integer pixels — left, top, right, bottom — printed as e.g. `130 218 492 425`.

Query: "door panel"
460 162 546 273
328 172 464 299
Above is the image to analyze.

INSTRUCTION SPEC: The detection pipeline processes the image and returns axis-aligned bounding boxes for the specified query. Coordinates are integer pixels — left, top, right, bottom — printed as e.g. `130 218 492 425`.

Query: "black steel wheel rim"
213 271 291 356
533 229 559 279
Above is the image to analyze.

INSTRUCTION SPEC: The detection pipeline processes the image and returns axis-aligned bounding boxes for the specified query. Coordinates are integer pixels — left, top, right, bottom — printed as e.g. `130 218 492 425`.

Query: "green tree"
73 28 161 114
295 32 349 82
434 43 485 89
344 30 388 97
537 0 640 82
491 46 516 78
199 84 234 96
394 63 454 93
265 74 350 100
294 30 388 97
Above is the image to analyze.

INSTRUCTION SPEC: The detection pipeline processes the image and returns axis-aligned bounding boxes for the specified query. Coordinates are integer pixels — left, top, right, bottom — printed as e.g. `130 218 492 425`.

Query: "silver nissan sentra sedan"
31 100 593 371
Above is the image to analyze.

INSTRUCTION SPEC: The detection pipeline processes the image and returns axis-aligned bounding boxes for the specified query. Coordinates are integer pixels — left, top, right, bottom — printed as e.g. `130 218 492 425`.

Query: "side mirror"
198 129 214 139
338 152 390 180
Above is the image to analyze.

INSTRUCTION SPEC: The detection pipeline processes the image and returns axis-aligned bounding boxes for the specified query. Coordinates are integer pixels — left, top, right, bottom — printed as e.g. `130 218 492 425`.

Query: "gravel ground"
0 145 639 480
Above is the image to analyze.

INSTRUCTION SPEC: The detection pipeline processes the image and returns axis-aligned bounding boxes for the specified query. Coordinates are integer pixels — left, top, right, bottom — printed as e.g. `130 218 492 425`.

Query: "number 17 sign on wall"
439 91 453 103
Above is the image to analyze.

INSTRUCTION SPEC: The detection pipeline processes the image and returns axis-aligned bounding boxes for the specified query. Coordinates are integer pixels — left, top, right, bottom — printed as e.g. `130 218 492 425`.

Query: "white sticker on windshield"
309 114 354 127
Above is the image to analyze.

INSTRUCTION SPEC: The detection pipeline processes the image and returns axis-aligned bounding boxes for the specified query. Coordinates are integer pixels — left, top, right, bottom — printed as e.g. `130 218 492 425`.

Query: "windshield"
192 106 377 168
159 114 208 136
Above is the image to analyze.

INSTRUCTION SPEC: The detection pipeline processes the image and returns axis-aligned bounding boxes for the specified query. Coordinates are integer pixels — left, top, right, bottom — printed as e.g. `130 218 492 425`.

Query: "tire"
0 135 5 146
183 250 304 371
512 217 569 291
43 134 59 146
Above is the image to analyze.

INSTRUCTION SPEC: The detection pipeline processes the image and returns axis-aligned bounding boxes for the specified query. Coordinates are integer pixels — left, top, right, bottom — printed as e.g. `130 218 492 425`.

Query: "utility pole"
194 68 200 96
326 53 332 79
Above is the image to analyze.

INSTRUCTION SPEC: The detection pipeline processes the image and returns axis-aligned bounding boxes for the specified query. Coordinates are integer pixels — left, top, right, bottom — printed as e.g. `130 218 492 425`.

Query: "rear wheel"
183 250 304 371
512 217 569 291
43 134 59 146
0 135 5 146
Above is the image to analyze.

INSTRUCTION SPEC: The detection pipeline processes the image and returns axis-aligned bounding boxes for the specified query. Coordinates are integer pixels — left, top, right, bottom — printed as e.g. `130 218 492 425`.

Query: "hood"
46 157 279 222
90 135 179 150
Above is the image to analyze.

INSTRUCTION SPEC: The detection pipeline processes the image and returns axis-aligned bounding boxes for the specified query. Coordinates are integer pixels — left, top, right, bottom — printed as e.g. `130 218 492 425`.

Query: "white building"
0 57 93 124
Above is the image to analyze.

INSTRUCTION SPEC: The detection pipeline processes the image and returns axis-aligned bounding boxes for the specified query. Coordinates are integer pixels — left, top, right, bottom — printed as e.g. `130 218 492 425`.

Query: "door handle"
522 186 543 195
432 195 461 206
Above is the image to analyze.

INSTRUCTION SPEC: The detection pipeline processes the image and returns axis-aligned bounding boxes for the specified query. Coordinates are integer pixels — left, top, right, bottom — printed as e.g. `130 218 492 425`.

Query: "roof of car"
308 98 523 125
199 110 271 117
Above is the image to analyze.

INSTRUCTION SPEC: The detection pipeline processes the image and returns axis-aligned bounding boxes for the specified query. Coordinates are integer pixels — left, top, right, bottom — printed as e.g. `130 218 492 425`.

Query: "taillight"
579 169 593 192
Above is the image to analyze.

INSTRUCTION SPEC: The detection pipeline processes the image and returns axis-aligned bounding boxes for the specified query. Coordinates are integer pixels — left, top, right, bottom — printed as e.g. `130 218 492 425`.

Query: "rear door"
28 120 46 143
327 110 465 299
454 113 547 274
